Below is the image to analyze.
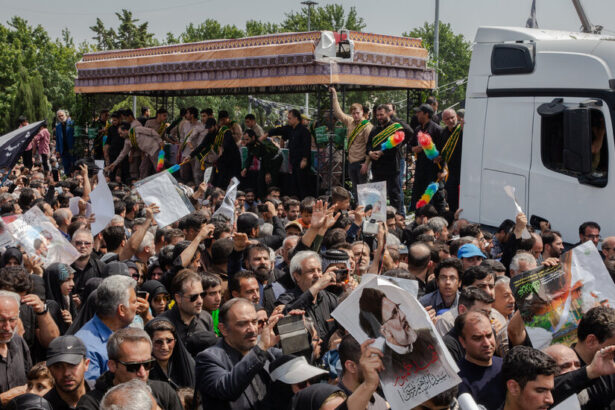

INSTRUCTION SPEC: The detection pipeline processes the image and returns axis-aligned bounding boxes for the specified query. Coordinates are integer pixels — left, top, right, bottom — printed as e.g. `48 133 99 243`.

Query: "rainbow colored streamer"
156 149 165 172
418 131 439 160
380 130 405 151
416 182 439 208
167 164 181 174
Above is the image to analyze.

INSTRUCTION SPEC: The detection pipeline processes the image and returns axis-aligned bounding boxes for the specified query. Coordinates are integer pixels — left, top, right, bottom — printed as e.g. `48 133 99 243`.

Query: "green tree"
89 9 157 50
244 20 280 37
30 72 52 123
9 67 35 127
90 18 116 50
282 4 366 32
180 20 244 43
403 22 471 106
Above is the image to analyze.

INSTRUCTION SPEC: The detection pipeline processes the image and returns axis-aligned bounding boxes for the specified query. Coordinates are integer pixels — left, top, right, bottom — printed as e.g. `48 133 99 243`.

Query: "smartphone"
335 268 349 283
136 291 149 300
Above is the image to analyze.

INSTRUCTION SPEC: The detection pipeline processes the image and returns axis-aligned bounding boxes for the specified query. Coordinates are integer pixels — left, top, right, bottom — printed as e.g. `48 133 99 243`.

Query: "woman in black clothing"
144 318 195 390
44 263 77 334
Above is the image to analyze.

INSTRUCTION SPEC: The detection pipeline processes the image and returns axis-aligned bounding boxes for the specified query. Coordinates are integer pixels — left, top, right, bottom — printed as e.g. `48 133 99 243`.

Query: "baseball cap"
269 355 327 383
457 243 486 259
46 336 87 367
414 103 435 116
285 221 303 233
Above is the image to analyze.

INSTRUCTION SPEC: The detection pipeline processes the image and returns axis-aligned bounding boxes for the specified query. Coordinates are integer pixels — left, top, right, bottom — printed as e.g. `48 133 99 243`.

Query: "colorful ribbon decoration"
156 149 165 172
380 130 405 151
166 160 189 174
416 182 439 209
418 131 439 160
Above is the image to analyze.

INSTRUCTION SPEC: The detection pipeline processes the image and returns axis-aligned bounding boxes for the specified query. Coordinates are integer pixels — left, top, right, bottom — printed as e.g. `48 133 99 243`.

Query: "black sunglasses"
117 359 156 373
183 292 206 302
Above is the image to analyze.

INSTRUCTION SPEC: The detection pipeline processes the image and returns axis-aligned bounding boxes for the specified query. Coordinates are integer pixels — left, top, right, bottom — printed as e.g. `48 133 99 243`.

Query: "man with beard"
440 108 463 212
410 104 443 211
366 105 403 212
541 230 564 260
195 298 283 409
0 291 31 393
159 269 217 357
244 243 291 313
358 287 439 383
44 336 91 409
70 229 105 300
276 251 339 344
144 108 169 138
240 129 283 199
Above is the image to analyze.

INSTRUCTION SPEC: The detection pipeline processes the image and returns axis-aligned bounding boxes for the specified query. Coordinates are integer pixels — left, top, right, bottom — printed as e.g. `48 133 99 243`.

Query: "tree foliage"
90 9 157 50
403 22 471 106
282 4 366 32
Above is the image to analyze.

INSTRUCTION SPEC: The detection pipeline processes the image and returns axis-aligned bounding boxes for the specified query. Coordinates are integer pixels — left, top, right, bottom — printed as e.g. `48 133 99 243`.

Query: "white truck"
460 24 615 242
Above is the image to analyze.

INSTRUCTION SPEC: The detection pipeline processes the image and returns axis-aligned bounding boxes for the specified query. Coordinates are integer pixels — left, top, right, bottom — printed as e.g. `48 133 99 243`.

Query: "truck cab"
461 26 615 242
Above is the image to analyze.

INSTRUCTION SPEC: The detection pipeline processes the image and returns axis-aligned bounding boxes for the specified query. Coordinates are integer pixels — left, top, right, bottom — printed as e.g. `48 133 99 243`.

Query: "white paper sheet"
95 160 105 171
213 177 239 221
68 196 92 218
135 172 192 227
357 181 387 222
90 170 115 235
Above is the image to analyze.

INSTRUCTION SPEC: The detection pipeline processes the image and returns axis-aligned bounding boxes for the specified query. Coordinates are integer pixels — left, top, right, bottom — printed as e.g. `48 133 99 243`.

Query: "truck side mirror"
563 108 592 174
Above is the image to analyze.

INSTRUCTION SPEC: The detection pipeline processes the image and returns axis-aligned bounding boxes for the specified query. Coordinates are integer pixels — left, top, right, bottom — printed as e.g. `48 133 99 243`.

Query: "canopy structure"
74 30 435 96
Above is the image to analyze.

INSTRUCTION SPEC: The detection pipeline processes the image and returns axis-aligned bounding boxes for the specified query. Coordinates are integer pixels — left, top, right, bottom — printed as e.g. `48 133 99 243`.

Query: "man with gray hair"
0 290 31 393
134 231 155 264
71 228 105 299
75 275 138 381
55 109 74 174
276 250 339 342
77 328 181 410
509 252 537 277
100 379 159 410
427 216 450 241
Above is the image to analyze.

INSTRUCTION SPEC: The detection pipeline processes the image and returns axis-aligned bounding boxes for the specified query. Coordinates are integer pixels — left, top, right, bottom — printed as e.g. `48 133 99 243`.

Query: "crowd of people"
0 94 614 410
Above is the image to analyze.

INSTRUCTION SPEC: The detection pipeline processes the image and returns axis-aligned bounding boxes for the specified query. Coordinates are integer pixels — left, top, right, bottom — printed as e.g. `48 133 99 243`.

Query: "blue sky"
1 0 613 44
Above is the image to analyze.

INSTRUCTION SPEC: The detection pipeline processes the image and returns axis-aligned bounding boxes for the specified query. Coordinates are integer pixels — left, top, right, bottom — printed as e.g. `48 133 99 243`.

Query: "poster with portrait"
5 206 80 267
357 181 387 222
510 241 615 349
332 276 461 409
0 218 15 249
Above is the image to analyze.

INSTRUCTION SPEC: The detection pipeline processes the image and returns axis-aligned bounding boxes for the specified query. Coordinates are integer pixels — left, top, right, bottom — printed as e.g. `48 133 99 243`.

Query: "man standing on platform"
330 87 372 201
106 124 164 179
176 107 207 184
55 109 74 175
366 105 403 212
440 109 463 212
268 109 312 199
410 104 443 211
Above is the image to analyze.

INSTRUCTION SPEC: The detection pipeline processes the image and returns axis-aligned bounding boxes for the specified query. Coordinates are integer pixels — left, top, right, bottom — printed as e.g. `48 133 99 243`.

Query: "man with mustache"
0 291 31 394
196 298 283 409
44 336 91 409
358 287 438 383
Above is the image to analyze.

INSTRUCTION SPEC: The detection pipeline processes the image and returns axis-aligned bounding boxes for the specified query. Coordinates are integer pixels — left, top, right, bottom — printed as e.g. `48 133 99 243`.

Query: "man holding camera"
275 250 343 345
196 298 283 410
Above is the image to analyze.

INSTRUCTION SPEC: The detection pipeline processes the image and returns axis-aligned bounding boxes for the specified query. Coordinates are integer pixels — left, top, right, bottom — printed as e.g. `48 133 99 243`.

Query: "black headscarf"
65 278 101 336
141 280 169 316
1 247 22 267
144 317 196 390
44 263 74 311
5 393 52 410
291 384 345 410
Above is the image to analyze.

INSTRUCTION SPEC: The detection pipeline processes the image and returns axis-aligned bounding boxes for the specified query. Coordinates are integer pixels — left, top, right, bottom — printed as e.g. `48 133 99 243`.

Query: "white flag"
213 177 240 221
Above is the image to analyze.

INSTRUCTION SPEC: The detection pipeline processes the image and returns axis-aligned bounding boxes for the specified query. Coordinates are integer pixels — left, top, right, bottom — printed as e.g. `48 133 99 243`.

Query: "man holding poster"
332 277 460 409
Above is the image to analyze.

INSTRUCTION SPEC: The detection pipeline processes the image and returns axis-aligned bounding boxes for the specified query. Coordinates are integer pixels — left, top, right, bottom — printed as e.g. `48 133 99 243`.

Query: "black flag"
0 120 46 171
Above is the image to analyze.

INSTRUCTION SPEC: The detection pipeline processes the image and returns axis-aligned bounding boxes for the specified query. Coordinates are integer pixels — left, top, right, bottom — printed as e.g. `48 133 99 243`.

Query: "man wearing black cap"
366 104 404 212
410 103 444 211
44 335 92 409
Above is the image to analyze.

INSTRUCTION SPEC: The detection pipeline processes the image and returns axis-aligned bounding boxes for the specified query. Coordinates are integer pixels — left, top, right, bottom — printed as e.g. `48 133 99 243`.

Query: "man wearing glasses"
76 328 182 410
71 229 105 299
358 287 439 383
578 221 601 247
159 270 217 357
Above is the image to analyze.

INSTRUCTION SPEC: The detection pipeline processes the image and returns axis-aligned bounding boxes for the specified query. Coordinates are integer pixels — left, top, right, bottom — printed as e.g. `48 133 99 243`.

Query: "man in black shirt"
268 109 312 199
410 104 444 211
44 336 92 409
366 105 403 212
0 291 31 394
440 108 463 212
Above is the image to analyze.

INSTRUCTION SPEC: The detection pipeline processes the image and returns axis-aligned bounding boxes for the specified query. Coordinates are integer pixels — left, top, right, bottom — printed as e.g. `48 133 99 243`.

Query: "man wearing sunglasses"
76 328 182 410
159 269 217 357
70 229 105 299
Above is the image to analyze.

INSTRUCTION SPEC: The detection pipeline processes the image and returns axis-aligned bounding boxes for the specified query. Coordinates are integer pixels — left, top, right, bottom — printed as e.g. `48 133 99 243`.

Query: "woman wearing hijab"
144 317 195 390
65 277 102 336
1 247 22 267
140 280 169 317
44 263 77 334
291 384 347 410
